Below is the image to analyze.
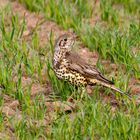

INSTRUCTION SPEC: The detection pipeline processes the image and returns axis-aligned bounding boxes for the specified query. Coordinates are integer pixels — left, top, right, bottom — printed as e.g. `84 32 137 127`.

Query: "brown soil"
0 0 74 138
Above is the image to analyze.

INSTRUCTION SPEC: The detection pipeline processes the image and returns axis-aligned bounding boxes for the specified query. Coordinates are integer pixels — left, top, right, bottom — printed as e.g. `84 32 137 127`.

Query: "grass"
0 0 140 139
49 101 139 140
19 0 140 77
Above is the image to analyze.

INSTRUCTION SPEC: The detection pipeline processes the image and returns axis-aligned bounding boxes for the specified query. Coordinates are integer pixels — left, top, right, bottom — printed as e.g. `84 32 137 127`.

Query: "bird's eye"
64 38 67 41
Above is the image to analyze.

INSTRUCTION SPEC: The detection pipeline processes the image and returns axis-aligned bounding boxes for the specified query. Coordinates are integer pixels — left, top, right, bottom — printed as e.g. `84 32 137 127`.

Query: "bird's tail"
91 79 132 100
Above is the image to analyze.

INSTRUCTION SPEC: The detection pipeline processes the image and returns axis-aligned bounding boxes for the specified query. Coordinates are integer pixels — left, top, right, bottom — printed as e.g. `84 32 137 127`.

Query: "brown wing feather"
66 52 113 85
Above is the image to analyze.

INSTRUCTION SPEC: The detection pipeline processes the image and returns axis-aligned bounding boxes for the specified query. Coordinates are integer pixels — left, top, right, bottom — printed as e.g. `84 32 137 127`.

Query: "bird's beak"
73 35 79 40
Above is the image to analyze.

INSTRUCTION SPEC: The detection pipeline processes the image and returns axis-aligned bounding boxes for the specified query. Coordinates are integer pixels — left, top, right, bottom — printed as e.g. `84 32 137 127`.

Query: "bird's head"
53 34 76 69
54 34 75 53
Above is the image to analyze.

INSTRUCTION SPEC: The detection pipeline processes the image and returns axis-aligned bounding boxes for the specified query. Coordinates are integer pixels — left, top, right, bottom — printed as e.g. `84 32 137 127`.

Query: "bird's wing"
66 52 132 100
66 52 113 85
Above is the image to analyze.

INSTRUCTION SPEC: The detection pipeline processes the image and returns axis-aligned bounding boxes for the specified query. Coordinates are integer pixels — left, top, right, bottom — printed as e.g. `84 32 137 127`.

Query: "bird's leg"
67 86 86 102
80 87 86 100
80 86 93 101
77 86 89 101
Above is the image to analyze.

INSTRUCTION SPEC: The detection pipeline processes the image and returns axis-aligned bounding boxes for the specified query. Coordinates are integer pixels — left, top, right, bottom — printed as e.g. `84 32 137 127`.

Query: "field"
0 0 140 139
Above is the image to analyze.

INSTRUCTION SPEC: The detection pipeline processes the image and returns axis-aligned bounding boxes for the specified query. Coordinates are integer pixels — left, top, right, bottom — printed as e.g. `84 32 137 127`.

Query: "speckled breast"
54 67 88 87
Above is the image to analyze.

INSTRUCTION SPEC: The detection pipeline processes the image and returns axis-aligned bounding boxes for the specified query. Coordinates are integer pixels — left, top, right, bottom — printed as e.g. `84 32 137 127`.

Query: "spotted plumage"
52 34 131 99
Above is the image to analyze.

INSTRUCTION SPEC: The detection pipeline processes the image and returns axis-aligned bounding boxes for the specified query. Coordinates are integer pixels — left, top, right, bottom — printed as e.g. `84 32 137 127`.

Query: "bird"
52 34 132 100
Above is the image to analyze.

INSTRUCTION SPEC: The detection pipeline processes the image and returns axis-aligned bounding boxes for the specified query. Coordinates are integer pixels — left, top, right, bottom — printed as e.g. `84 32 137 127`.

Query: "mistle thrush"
52 34 131 99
